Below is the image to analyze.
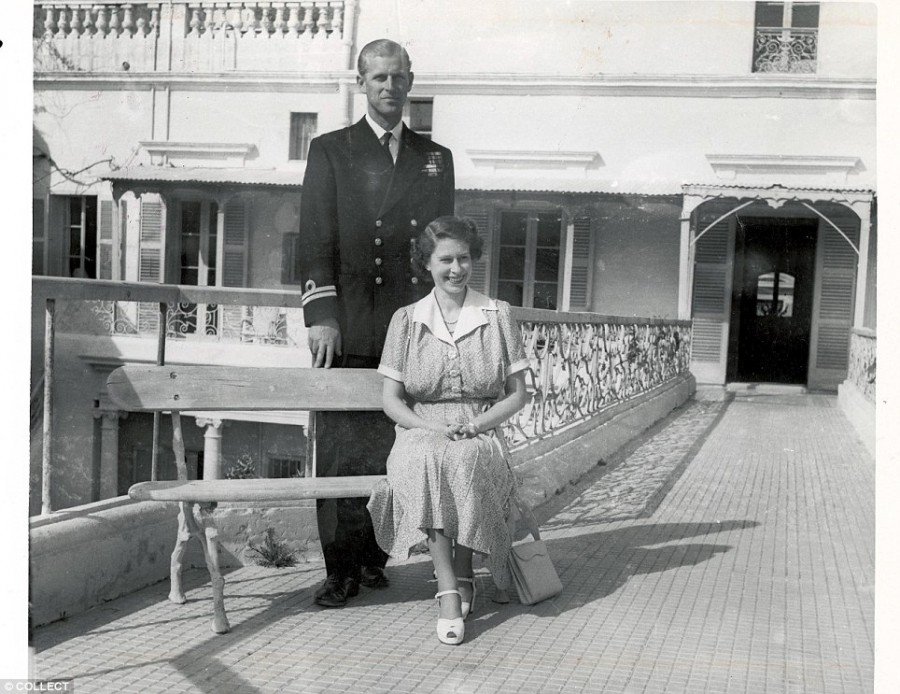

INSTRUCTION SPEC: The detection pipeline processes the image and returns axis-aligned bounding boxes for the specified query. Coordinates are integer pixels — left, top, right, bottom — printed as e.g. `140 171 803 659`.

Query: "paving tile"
31 395 874 693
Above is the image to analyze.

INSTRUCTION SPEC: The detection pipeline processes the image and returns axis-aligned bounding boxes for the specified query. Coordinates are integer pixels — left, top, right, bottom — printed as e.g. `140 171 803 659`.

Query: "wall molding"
34 71 876 100
706 154 864 181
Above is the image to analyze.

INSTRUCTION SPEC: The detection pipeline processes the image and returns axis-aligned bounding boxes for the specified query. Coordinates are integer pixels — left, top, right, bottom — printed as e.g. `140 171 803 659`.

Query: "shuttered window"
691 218 732 364
566 216 594 311
33 199 46 275
457 204 492 295
811 217 857 378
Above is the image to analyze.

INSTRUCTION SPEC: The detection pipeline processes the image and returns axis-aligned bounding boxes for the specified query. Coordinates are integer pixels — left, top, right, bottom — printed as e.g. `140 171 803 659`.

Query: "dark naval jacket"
298 117 455 357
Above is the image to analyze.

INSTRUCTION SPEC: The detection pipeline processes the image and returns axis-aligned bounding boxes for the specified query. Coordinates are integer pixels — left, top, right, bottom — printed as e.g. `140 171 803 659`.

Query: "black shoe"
314 575 360 608
360 566 390 588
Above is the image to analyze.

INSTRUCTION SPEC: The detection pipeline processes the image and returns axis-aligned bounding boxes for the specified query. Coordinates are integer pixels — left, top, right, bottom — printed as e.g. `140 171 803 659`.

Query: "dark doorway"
729 219 817 384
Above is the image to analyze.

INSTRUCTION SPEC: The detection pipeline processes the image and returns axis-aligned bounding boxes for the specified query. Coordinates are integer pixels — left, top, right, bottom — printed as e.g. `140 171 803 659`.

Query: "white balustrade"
34 1 348 72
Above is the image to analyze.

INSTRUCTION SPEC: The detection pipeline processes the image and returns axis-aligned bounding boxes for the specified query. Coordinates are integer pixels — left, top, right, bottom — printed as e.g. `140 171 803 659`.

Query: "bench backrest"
106 365 384 412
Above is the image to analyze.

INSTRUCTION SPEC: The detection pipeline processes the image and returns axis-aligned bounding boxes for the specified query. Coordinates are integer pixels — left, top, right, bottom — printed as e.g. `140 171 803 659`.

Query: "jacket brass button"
375 220 383 228
411 276 419 284
374 258 383 266
375 277 383 285
410 219 418 227
374 238 383 246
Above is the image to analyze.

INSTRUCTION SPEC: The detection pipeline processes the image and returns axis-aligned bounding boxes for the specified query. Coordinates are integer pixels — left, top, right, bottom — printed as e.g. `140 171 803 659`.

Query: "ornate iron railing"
86 300 302 346
752 27 818 73
32 277 692 513
503 308 692 449
847 328 876 402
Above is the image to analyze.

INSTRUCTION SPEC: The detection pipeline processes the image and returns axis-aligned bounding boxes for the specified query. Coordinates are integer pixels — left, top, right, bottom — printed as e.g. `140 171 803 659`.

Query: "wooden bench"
106 364 386 634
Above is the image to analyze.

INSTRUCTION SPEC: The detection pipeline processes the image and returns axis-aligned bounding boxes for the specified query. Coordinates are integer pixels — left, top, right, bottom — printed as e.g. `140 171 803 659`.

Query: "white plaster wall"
354 0 875 78
439 94 876 194
166 90 343 168
33 89 154 194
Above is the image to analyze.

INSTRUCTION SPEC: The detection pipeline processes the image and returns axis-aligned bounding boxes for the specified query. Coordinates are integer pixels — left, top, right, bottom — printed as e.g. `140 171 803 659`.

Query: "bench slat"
107 365 384 412
129 476 386 503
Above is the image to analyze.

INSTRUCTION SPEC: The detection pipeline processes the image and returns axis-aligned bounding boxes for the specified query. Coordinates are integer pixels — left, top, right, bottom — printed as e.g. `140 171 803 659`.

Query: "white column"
678 193 704 320
95 410 121 499
196 417 224 480
853 201 872 329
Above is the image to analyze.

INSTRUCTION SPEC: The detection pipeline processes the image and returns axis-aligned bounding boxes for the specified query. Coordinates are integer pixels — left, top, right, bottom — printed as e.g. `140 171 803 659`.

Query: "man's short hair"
357 39 412 76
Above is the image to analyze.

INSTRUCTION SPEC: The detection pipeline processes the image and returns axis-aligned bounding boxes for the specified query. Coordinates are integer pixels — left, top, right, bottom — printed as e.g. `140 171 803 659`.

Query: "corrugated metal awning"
102 166 303 188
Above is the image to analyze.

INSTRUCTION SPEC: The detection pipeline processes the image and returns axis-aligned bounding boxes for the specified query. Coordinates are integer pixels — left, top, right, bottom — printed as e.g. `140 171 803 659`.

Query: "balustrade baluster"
188 6 202 35
149 7 159 36
83 8 94 36
70 9 83 37
329 2 342 36
272 5 286 36
259 5 272 36
96 6 108 37
301 2 315 36
54 8 69 39
136 15 147 37
243 7 259 35
205 5 217 38
287 4 300 37
214 6 227 37
122 4 135 36
109 6 121 36
231 4 244 34
43 7 56 39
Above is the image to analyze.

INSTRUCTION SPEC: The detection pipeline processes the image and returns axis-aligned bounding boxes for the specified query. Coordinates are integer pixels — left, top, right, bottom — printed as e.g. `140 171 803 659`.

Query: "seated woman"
367 216 529 646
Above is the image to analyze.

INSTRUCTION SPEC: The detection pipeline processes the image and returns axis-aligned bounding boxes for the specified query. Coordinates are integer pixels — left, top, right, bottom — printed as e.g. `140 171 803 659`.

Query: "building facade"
32 0 877 513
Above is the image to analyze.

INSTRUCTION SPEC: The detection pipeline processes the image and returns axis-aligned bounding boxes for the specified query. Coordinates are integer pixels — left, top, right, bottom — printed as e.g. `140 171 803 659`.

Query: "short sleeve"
497 301 530 378
378 308 411 382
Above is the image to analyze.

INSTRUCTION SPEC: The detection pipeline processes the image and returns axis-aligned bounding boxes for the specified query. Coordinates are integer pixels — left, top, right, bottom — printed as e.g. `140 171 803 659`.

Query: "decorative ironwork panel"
502 319 692 449
753 28 818 73
847 330 876 401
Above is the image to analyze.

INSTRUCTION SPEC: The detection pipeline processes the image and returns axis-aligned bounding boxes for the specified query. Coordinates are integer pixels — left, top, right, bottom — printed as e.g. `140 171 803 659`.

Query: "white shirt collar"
412 288 498 344
365 114 403 160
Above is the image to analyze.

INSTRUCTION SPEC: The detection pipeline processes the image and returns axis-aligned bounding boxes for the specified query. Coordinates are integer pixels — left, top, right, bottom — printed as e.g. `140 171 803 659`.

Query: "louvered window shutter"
809 216 858 388
690 215 733 382
223 201 248 287
221 201 249 340
137 197 164 332
459 204 493 296
567 216 594 311
97 200 114 280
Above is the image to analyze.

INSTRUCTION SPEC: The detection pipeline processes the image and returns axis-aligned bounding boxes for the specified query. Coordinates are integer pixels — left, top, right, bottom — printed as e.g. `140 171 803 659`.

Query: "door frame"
726 215 819 384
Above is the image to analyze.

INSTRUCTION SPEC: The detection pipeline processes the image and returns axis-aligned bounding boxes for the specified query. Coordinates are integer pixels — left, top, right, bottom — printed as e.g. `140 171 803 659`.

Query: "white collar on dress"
412 288 498 344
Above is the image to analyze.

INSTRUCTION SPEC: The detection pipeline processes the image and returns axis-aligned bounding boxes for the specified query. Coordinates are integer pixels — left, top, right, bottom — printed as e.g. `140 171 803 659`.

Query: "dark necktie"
381 132 394 166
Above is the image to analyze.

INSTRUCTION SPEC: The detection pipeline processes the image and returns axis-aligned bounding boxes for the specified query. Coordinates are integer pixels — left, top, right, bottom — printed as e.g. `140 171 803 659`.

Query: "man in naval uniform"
298 39 455 607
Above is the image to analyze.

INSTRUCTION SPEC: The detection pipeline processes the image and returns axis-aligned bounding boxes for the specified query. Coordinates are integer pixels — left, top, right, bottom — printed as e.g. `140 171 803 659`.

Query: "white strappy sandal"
434 590 465 645
457 576 476 619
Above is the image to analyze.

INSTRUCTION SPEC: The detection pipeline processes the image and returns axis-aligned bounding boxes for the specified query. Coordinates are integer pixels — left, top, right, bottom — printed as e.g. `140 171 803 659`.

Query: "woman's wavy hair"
411 216 484 279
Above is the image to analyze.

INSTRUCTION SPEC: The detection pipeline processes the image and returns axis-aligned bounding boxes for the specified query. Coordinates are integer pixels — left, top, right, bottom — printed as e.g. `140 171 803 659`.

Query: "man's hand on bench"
308 318 342 368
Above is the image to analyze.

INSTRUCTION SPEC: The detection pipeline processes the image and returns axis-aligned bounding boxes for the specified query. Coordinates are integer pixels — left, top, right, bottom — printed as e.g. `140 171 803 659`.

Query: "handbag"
507 527 563 605
494 431 562 605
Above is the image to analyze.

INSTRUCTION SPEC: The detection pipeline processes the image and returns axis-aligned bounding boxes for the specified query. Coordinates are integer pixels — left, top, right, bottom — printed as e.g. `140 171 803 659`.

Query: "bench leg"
197 503 230 634
168 502 192 605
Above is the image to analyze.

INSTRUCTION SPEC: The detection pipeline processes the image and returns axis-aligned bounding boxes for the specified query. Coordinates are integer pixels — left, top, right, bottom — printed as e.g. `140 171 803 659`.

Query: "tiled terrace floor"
32 393 875 693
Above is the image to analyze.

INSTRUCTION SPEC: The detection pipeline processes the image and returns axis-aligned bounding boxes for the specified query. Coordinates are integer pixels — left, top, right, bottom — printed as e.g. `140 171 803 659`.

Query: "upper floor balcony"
33 0 355 74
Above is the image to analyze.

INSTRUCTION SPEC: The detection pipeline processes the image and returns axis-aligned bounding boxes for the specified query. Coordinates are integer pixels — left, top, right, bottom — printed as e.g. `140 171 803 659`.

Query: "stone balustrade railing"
33 0 351 73
847 327 876 402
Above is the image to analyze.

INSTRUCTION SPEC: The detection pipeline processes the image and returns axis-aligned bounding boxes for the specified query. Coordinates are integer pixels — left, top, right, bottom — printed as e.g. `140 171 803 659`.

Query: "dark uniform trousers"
316 354 392 579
